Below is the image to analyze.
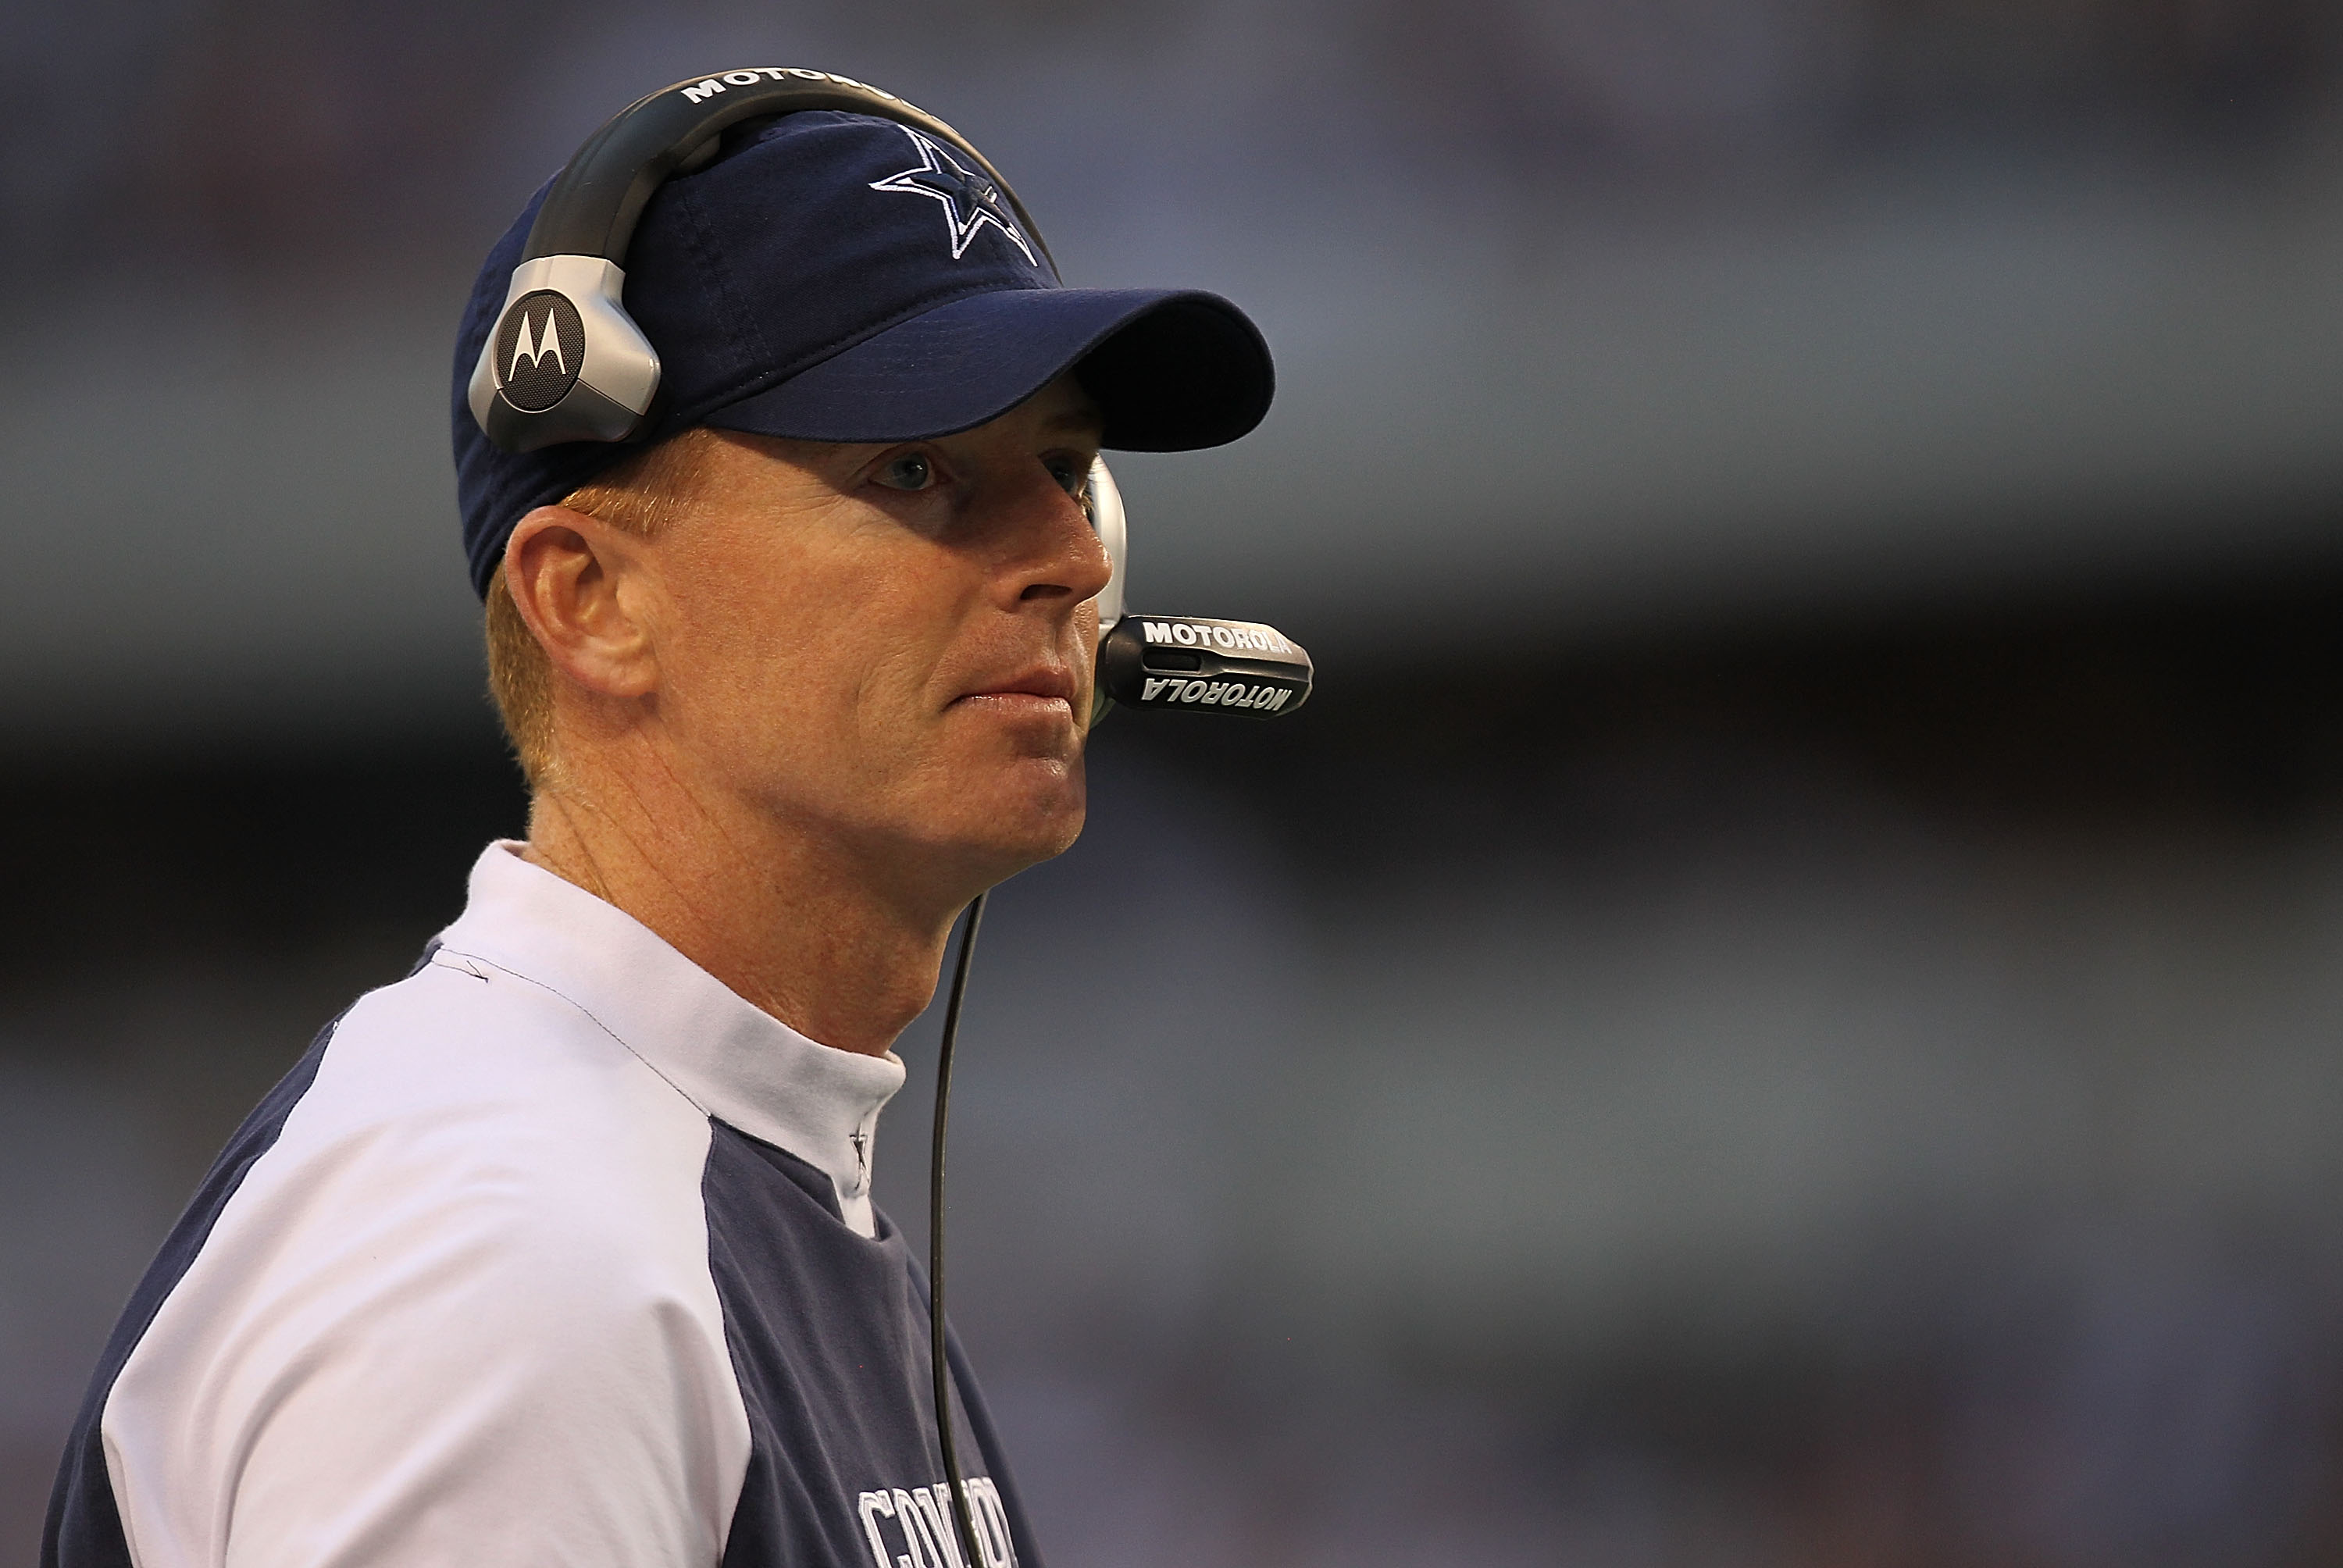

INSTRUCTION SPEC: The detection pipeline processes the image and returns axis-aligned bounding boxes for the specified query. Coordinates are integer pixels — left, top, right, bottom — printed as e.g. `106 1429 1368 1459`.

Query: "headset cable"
929 892 989 1568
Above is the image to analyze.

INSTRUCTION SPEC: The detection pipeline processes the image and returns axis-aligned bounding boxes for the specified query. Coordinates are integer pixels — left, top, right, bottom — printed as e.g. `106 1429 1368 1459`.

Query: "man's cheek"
861 633 948 711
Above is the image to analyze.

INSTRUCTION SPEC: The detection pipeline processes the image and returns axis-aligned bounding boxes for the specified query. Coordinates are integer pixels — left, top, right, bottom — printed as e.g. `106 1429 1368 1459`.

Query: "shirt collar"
433 840 905 1237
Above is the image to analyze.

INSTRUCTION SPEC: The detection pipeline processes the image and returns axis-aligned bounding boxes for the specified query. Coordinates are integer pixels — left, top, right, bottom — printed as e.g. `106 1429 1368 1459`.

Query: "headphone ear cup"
1084 458 1128 731
1086 457 1127 629
469 258 662 452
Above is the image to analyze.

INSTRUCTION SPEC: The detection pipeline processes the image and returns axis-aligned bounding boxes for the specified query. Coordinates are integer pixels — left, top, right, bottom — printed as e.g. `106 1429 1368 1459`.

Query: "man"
45 93 1272 1567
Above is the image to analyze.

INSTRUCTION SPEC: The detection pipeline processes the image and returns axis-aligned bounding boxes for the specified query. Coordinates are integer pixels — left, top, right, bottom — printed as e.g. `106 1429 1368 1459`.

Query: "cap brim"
701 287 1272 452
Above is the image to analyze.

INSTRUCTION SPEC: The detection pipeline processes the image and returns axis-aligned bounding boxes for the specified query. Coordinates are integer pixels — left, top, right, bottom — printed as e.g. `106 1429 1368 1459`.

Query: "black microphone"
1096 613 1313 718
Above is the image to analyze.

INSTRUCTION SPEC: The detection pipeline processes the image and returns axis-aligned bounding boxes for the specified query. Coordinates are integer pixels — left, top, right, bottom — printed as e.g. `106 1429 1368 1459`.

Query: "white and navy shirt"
45 842 1037 1568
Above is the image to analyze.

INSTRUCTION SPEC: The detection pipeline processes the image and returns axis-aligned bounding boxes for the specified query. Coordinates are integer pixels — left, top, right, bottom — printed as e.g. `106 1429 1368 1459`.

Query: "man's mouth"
956 665 1077 713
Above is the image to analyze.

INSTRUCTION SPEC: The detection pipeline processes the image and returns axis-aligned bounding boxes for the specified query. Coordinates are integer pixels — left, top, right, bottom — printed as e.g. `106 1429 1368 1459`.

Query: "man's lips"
954 666 1077 711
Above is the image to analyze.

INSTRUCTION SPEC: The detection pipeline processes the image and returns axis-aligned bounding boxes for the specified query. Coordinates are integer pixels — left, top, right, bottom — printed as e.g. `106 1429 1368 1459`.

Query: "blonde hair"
484 429 722 785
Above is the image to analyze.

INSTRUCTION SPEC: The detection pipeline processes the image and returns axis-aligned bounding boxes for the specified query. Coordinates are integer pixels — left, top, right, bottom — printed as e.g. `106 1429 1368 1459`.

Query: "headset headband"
469 68 1050 453
523 68 1053 269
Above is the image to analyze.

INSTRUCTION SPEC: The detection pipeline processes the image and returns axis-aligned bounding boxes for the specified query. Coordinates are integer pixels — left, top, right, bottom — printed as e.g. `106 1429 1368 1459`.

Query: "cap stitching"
675 176 774 382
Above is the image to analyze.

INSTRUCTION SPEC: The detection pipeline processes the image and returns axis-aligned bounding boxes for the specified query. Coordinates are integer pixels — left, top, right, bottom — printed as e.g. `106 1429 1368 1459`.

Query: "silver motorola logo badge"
494 290 587 411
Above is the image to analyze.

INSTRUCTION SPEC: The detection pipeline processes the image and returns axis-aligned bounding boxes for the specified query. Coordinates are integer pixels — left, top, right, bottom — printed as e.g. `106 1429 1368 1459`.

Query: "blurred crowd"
6 0 2335 291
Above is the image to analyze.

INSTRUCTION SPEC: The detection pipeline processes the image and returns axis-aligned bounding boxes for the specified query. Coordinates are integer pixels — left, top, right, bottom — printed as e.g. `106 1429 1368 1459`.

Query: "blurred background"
9 1 2343 1562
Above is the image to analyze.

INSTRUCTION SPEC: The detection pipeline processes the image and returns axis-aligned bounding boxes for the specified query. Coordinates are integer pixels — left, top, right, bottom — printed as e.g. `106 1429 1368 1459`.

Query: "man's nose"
1000 469 1114 607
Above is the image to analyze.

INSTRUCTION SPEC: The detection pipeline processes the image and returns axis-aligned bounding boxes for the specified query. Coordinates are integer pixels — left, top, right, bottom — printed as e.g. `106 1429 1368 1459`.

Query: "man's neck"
520 772 961 1058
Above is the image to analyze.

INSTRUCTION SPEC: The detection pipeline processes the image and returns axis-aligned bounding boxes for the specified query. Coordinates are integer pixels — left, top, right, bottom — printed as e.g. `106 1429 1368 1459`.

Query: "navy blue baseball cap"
452 109 1275 599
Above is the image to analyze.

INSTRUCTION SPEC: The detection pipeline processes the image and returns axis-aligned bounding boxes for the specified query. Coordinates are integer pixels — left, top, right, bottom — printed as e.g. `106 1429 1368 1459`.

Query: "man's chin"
933 763 1088 872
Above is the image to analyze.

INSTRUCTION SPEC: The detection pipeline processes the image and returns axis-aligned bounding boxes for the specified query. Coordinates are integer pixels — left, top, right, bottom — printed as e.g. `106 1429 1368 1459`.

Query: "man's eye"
1048 461 1086 497
877 454 934 490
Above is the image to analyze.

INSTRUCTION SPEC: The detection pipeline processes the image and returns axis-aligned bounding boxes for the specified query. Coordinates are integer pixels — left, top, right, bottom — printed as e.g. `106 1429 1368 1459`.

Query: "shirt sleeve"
98 978 751 1568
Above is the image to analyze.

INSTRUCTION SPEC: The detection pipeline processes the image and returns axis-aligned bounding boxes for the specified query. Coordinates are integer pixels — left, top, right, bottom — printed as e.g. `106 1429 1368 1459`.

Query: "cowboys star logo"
493 290 587 412
868 127 1038 265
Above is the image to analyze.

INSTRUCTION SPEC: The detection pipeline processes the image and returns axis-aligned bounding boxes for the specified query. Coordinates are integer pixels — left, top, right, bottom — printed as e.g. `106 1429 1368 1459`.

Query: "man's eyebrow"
1043 407 1107 437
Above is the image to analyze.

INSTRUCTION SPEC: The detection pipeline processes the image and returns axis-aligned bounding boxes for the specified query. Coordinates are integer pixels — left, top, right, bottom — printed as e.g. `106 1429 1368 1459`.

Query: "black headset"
478 69 1314 1568
467 69 1041 454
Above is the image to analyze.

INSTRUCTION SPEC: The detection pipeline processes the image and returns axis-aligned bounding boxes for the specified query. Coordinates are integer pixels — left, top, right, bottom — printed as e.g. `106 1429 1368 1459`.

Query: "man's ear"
501 506 662 700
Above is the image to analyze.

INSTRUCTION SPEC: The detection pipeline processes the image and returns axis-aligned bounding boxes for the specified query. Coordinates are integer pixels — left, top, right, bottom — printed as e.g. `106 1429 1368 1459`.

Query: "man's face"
637 373 1113 899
